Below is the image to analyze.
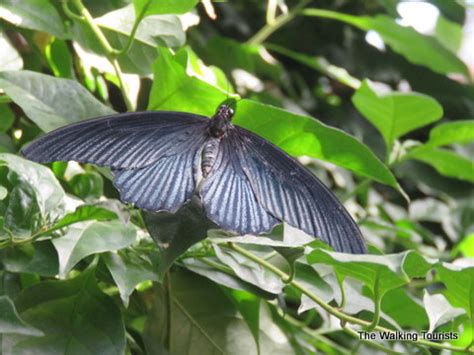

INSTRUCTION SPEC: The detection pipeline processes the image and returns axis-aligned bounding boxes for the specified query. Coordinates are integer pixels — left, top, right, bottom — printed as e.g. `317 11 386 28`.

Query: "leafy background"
0 0 473 354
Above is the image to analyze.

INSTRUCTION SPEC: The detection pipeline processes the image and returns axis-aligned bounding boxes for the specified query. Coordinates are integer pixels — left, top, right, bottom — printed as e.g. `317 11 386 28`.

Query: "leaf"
0 241 59 277
234 99 398 187
133 0 198 16
144 269 289 355
102 252 158 307
143 197 214 276
352 80 443 148
381 287 428 330
148 46 228 116
0 0 66 38
52 220 136 278
423 290 465 332
0 70 114 132
54 205 118 230
3 269 126 355
306 249 433 296
0 103 15 132
0 32 23 71
0 184 7 200
68 171 104 200
436 262 474 321
426 120 474 147
303 10 469 78
0 153 65 220
214 244 284 294
295 263 334 314
405 147 474 183
0 296 42 336
455 233 474 257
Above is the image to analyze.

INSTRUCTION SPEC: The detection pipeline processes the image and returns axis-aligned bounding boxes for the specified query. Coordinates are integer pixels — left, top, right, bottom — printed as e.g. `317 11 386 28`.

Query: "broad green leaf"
68 171 104 200
102 252 158 307
295 263 334 314
226 290 260 349
148 47 228 115
54 205 118 230
0 71 114 132
381 288 428 330
455 233 474 257
234 99 398 187
0 32 23 71
423 291 465 332
307 249 433 296
143 269 291 355
436 262 474 321
303 10 469 78
214 244 284 294
426 120 474 147
133 0 198 16
3 269 126 355
0 241 59 277
0 296 42 336
405 147 474 183
0 0 66 38
52 220 137 278
352 80 443 148
0 103 15 132
0 153 65 220
143 197 213 276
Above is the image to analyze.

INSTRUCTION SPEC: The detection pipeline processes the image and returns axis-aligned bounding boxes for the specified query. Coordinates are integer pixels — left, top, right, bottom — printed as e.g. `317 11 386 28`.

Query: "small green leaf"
0 0 66 37
3 269 126 354
0 71 114 132
303 10 469 78
352 80 443 149
103 252 158 307
426 120 474 147
44 39 74 79
436 262 474 321
52 220 137 278
423 290 465 332
68 171 104 200
405 147 474 183
0 296 43 336
455 233 474 257
54 205 118 230
0 103 15 132
234 99 398 187
133 0 198 16
0 32 23 71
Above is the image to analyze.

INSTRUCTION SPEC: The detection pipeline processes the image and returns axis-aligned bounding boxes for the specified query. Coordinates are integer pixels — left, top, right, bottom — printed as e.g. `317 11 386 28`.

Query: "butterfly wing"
200 129 279 235
22 111 208 169
201 126 366 254
22 111 210 213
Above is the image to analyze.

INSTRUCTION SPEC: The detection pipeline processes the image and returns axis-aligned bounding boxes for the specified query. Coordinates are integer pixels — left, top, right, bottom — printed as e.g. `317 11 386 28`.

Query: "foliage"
0 0 473 354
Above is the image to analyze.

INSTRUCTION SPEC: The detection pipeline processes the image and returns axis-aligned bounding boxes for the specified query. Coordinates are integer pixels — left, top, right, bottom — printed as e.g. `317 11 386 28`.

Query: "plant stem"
224 242 472 353
116 0 151 56
71 0 133 111
247 0 311 45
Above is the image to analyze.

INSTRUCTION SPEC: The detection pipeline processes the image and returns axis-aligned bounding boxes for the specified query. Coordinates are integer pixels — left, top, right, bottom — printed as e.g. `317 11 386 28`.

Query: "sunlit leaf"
0 32 23 71
426 120 474 147
423 290 465 332
133 0 198 16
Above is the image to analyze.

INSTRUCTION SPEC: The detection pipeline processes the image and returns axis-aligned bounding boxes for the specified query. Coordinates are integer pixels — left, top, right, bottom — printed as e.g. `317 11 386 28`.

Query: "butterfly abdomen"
201 138 220 177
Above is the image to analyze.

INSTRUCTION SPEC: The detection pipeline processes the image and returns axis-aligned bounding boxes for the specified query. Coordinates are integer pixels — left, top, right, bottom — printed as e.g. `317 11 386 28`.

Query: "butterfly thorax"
202 105 235 177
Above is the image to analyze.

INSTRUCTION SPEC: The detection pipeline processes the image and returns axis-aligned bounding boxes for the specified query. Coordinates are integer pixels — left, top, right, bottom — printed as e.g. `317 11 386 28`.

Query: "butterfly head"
209 104 235 138
215 104 235 122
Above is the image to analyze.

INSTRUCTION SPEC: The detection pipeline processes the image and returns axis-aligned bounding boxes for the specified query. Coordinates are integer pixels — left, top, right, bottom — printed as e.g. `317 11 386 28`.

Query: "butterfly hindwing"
22 111 208 169
234 126 367 254
200 129 279 234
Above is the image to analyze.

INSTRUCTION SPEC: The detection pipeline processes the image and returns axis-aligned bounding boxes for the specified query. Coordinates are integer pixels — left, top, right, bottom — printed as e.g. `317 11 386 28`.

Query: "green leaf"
405 147 474 183
52 220 137 278
0 70 114 132
0 103 15 132
3 269 126 355
426 120 474 147
54 205 118 230
0 184 7 200
303 10 469 78
144 269 291 355
423 290 465 332
148 47 228 116
214 244 284 294
68 171 104 200
0 296 42 336
44 39 74 79
0 0 66 37
0 241 59 277
455 233 474 257
352 80 443 148
133 0 198 16
0 32 23 71
102 252 158 307
306 249 433 296
143 197 213 276
295 263 335 314
234 99 398 187
381 287 428 330
436 262 474 321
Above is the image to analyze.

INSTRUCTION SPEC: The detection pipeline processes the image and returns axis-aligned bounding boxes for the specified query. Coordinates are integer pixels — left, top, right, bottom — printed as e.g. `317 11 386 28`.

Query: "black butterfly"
22 104 367 254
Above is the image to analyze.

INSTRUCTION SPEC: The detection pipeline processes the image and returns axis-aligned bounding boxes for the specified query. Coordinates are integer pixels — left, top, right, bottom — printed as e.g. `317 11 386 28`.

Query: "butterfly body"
22 104 367 254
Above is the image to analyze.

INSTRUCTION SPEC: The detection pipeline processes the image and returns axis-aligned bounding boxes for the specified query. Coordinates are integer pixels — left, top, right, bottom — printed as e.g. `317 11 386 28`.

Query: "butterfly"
22 103 367 254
